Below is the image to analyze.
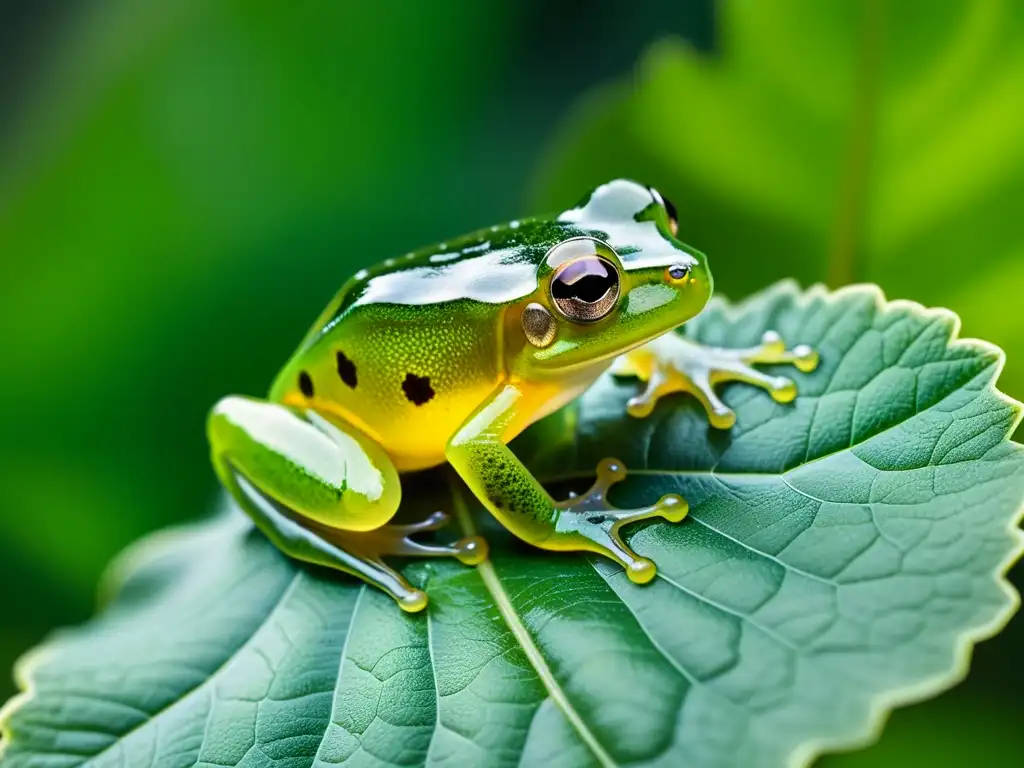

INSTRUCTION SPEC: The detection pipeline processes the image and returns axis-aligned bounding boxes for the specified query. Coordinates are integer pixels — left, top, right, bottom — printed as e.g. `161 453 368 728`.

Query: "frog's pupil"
553 273 613 303
298 371 314 397
669 265 690 280
552 258 617 303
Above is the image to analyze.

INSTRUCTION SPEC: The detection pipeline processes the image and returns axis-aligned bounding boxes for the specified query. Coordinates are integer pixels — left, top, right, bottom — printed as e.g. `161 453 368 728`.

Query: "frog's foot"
552 458 687 584
353 510 489 566
613 331 818 429
318 511 488 612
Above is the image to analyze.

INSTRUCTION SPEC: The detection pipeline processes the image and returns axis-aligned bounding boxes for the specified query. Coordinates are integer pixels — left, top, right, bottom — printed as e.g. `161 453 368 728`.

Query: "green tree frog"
208 180 818 611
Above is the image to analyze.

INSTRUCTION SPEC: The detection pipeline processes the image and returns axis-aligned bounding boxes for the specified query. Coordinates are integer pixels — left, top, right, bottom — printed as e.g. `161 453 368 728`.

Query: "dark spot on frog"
298 371 315 397
402 372 435 405
587 514 609 524
336 350 357 389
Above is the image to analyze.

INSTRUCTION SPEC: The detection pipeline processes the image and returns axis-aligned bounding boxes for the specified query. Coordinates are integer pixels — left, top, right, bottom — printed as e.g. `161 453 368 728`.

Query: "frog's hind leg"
316 510 487 570
230 473 433 611
612 330 818 428
447 384 686 585
209 396 484 612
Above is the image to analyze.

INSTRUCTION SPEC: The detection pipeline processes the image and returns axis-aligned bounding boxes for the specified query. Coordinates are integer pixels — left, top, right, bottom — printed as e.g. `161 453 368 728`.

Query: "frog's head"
512 179 712 376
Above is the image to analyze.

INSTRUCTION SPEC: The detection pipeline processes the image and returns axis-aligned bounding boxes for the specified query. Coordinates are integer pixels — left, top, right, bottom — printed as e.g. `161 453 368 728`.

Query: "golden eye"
550 254 620 323
666 263 691 282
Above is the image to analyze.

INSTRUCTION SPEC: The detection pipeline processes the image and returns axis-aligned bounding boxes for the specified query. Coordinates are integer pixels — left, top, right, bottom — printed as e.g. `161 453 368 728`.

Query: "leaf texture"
2 283 1021 768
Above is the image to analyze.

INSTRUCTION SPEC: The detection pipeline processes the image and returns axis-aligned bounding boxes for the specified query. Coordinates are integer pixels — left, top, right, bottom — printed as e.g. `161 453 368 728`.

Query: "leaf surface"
2 284 1022 768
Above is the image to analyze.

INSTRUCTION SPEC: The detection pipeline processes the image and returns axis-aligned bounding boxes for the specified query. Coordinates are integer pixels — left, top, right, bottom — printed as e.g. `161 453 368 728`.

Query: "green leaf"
2 283 1022 768
530 0 1024 415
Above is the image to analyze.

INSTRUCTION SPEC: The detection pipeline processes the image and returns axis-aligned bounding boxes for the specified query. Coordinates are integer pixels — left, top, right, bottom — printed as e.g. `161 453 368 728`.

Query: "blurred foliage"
818 692 1020 768
532 1 1024 765
0 0 1021 765
0 0 507 689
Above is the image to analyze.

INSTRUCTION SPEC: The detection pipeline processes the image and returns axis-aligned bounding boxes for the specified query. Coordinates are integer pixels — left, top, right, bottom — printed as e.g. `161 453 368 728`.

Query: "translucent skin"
208 179 817 611
270 180 712 470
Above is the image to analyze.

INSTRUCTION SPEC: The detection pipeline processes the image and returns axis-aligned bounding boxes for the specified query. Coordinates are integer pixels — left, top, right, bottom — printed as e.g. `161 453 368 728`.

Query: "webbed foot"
318 510 488 612
613 331 818 428
552 459 687 584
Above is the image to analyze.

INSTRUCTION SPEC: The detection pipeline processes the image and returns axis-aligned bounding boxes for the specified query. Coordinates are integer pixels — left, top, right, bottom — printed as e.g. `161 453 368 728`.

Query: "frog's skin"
208 180 818 611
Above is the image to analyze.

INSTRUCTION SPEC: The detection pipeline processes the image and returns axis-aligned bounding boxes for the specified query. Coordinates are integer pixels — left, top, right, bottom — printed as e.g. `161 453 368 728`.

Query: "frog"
208 179 818 612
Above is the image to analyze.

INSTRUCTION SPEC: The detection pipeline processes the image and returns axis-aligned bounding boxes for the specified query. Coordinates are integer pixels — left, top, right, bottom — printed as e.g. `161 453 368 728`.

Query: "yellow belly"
335 380 502 472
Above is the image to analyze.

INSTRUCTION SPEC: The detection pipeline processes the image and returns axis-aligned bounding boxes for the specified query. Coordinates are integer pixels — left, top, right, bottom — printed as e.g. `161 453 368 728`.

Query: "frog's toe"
626 393 658 419
327 510 487 571
453 535 489 565
758 330 786 354
351 555 431 613
625 557 657 585
391 509 449 534
595 457 628 486
743 330 819 372
769 376 798 403
554 459 689 582
729 364 798 403
624 365 676 419
652 493 688 523
578 514 659 585
792 344 819 373
397 588 429 613
688 373 737 429
605 492 688 526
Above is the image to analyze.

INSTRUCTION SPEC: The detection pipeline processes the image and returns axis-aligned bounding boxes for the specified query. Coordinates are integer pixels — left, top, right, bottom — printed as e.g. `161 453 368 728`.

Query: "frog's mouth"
527 312 695 375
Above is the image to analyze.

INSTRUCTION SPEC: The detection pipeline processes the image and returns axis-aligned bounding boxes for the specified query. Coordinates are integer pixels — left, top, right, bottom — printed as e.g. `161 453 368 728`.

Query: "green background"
0 1 1020 766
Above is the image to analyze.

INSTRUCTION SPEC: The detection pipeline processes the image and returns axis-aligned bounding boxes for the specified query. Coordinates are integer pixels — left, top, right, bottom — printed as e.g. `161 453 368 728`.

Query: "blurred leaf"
818 692 1021 768
3 284 1021 768
532 0 1024 415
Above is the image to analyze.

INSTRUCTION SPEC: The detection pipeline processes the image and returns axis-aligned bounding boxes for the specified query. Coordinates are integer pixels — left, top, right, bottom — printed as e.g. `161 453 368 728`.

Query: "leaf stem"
447 474 619 768
828 0 882 286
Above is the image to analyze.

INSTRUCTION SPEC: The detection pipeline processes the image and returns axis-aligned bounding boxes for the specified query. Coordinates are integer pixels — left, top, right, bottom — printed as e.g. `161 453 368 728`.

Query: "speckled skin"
269 181 707 470
208 179 817 611
275 299 502 473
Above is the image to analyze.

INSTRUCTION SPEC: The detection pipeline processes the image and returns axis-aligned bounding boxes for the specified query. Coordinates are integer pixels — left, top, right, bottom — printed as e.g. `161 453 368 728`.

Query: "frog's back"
270 220 566 471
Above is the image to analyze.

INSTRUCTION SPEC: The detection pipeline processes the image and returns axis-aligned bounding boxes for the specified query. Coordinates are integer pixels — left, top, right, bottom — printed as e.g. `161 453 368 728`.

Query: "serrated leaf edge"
775 284 1024 767
636 280 1024 767
2 282 1021 768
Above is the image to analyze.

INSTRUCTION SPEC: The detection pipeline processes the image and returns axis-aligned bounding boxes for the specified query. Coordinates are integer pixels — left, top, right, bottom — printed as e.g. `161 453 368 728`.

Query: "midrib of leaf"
827 0 881 286
424 599 443 763
447 476 619 768
83 571 304 767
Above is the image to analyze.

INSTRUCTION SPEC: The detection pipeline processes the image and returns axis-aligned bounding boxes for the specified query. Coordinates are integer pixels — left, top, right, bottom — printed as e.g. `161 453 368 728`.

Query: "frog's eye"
648 186 679 236
550 254 620 323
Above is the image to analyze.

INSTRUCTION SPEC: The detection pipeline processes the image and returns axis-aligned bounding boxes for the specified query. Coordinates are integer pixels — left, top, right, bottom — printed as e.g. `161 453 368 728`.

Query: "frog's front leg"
612 331 819 428
208 397 486 612
447 385 687 583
